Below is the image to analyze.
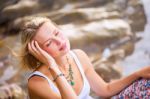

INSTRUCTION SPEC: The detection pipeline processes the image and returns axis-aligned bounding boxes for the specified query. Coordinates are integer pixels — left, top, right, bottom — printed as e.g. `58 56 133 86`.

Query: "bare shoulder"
28 75 46 87
73 49 87 57
28 76 48 93
27 75 59 99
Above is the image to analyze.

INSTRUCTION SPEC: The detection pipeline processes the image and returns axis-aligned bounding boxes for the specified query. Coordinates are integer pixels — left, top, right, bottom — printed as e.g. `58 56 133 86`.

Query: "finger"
34 41 52 64
34 41 47 55
28 41 39 58
34 41 51 59
28 42 35 55
31 40 40 56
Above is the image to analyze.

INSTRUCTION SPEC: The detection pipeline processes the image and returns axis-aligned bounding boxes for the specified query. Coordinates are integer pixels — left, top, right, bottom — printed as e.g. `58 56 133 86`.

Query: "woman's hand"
135 66 150 79
28 40 58 69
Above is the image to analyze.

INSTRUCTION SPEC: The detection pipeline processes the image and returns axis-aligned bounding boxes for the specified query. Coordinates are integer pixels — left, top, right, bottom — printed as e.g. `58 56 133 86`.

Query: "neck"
36 52 69 74
54 52 69 68
36 51 71 74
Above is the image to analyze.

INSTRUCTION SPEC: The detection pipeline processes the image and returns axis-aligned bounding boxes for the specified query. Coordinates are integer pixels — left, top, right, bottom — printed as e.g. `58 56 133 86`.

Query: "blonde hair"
20 17 51 69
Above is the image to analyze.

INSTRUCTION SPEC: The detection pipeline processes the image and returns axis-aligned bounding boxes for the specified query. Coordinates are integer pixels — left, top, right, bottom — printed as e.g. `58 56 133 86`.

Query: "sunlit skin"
27 21 84 99
33 21 71 67
27 20 150 99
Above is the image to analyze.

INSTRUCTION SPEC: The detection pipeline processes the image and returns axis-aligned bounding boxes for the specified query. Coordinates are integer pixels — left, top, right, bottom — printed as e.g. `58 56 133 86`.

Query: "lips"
59 42 66 51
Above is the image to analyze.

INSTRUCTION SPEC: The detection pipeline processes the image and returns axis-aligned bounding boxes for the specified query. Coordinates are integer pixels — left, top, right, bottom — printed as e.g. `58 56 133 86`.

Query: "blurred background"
0 0 150 98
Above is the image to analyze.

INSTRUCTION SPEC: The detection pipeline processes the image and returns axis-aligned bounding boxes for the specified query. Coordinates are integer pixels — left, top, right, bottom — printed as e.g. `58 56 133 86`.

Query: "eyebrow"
41 29 57 45
42 37 51 45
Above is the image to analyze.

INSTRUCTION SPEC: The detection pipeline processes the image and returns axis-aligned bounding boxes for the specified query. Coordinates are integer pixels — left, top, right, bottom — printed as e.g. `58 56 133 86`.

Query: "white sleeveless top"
28 51 93 99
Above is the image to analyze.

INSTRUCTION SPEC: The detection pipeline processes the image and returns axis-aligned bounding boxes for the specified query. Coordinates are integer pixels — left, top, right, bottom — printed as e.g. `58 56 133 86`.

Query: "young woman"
20 17 150 99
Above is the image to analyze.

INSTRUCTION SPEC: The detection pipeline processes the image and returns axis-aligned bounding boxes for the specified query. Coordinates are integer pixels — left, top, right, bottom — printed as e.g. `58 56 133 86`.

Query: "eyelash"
46 40 52 47
46 31 59 47
55 32 59 36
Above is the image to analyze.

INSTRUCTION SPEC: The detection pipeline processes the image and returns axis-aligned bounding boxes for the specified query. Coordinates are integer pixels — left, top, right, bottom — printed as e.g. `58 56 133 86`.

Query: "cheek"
43 47 57 57
60 33 66 40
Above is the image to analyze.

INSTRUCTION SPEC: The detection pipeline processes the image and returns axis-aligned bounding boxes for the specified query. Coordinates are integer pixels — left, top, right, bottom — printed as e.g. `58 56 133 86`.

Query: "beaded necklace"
65 56 75 86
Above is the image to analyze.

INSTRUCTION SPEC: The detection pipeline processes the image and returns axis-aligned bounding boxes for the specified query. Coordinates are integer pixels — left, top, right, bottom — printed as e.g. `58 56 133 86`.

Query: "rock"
82 0 113 7
94 63 122 82
66 0 113 6
0 36 21 84
60 19 132 50
6 7 120 35
0 62 4 68
125 0 146 32
0 84 26 99
50 8 120 24
10 14 131 50
81 19 132 38
109 36 135 56
92 49 125 66
0 27 6 35
117 41 134 56
0 1 146 98
90 61 122 99
0 39 4 48
0 66 18 84
0 0 18 11
112 0 146 32
0 0 54 24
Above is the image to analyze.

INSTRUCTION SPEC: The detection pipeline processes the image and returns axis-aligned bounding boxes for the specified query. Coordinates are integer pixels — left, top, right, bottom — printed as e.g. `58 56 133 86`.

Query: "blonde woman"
20 17 150 99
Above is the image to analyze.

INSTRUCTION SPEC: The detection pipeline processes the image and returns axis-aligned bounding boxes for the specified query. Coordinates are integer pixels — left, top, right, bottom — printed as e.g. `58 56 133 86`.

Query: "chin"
63 47 70 55
56 41 70 57
61 46 70 57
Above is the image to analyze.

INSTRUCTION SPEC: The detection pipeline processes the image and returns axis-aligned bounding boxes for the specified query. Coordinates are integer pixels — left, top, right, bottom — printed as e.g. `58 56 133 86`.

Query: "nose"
52 36 62 45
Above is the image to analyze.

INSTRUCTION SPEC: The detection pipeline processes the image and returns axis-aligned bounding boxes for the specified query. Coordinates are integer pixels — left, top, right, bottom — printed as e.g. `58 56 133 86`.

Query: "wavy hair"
19 17 51 69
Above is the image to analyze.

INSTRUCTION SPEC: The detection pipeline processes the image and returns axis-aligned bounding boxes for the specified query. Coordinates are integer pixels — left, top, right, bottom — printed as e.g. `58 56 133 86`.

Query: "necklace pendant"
66 56 75 86
70 81 75 86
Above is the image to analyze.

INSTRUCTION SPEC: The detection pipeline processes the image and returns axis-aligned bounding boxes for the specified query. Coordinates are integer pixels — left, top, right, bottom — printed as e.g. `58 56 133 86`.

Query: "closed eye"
55 32 59 36
46 40 52 47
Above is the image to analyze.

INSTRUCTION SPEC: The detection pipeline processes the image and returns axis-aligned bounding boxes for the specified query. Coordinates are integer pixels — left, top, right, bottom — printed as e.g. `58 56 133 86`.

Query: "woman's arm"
28 76 61 99
49 67 78 99
105 72 139 97
28 68 77 99
74 49 150 98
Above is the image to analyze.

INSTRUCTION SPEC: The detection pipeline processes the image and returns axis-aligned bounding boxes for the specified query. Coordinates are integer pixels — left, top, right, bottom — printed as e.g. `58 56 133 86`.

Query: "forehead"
33 21 56 45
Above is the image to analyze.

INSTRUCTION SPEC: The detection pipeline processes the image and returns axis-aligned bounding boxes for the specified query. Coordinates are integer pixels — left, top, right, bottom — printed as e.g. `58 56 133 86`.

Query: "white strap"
69 51 85 77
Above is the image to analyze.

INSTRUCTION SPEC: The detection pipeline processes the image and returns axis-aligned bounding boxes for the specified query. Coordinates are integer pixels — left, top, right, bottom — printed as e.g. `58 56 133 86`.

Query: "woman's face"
33 21 70 58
